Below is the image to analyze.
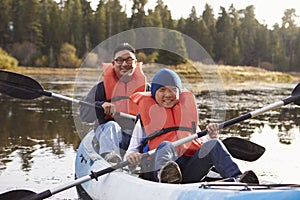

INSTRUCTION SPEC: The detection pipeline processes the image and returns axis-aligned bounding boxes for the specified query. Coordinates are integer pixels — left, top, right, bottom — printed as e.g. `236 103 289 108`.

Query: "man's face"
155 85 180 108
112 50 136 79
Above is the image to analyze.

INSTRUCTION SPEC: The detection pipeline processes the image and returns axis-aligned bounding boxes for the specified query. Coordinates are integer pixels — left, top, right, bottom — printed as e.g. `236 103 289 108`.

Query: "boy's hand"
206 123 219 138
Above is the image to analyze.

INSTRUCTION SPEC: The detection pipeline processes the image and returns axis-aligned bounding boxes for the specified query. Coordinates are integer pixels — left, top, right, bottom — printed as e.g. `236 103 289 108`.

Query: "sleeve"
123 118 145 160
79 83 105 123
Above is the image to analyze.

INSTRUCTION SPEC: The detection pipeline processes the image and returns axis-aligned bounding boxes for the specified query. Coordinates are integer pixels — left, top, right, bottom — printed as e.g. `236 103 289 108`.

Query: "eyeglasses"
114 57 135 65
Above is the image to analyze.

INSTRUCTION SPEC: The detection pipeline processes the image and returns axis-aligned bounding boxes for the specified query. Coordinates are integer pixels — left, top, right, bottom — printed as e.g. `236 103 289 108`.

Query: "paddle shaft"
20 87 136 120
173 94 299 146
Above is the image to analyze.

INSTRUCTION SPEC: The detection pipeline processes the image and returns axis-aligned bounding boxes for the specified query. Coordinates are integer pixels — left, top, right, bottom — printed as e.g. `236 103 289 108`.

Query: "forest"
0 0 299 71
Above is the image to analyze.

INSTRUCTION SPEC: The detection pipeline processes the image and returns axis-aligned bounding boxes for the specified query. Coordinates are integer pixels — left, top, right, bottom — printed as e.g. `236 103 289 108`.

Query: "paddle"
0 70 263 162
0 70 135 120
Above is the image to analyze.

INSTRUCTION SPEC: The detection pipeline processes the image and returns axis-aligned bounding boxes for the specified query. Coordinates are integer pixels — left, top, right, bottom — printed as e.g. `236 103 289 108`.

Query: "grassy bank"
5 66 80 75
217 65 295 83
5 63 298 86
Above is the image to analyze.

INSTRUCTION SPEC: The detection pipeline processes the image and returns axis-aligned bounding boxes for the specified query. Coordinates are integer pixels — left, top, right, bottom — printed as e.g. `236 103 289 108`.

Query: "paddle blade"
222 137 265 162
291 83 300 106
0 70 43 99
0 189 36 200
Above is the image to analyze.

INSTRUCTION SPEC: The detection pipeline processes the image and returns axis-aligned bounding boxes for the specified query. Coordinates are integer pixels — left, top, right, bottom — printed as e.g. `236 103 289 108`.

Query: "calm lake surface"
0 73 299 199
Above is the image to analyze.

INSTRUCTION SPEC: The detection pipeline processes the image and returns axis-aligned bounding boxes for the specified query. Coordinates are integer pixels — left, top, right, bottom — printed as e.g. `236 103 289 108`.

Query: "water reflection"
196 86 300 144
0 94 81 172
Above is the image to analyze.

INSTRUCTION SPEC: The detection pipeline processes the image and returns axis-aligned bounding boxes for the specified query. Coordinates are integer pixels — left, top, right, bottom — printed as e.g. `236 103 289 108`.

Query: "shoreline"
4 65 299 93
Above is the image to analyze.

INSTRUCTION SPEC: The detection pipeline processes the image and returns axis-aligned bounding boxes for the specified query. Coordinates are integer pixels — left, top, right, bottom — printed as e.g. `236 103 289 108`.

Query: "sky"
89 0 300 28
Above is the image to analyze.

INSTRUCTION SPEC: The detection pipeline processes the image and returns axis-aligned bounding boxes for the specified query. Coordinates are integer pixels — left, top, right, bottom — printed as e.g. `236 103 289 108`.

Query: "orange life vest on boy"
102 62 146 116
130 91 202 156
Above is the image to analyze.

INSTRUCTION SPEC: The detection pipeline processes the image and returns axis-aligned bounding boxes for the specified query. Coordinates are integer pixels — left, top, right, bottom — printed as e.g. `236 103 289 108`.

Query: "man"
125 68 259 184
80 43 147 163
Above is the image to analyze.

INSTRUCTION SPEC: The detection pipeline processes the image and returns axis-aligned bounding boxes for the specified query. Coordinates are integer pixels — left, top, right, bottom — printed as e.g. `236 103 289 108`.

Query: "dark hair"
113 43 135 57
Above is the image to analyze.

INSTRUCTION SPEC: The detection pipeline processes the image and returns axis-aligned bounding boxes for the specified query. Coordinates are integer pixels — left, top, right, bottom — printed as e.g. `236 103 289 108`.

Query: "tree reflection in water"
0 95 81 172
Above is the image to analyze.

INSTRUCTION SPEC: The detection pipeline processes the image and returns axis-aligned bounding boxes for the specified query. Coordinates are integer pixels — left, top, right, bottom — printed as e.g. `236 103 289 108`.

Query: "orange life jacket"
131 91 202 156
102 62 146 116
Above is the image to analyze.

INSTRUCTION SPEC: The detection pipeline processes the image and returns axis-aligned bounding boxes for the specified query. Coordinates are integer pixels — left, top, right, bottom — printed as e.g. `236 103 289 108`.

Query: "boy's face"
155 85 180 108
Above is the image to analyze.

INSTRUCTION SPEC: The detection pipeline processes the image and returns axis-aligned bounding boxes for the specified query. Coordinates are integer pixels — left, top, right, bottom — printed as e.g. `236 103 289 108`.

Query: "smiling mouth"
120 66 132 72
162 99 174 104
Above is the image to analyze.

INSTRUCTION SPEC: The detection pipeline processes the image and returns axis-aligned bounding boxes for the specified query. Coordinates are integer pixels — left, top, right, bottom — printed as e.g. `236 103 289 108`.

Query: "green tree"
176 18 186 33
270 25 288 70
198 19 214 58
294 31 300 71
281 8 298 70
69 0 84 55
202 4 216 58
215 7 235 64
60 0 71 46
145 9 163 27
156 30 188 65
81 0 94 54
153 0 174 29
106 0 129 38
92 1 107 45
40 0 62 67
184 7 201 41
228 4 241 65
130 0 147 28
0 0 12 48
254 24 270 66
11 0 42 46
238 5 259 66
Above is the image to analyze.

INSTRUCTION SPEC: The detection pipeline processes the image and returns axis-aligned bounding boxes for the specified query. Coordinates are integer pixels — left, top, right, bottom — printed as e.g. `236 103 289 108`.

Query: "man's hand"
102 102 116 116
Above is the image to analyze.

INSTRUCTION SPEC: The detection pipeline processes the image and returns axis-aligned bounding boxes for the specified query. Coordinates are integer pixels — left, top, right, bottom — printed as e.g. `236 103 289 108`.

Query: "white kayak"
75 130 300 200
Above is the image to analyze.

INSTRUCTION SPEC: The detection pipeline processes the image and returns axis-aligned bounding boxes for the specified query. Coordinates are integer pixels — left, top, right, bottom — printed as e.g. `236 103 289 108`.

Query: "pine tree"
239 5 259 66
0 0 12 48
40 0 63 66
153 0 174 29
270 25 288 70
93 1 107 46
156 30 188 65
215 7 234 64
130 0 147 28
202 4 216 58
281 8 298 70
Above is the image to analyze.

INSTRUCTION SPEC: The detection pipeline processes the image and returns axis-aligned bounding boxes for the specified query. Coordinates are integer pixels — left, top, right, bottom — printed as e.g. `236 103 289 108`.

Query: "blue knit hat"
151 68 182 97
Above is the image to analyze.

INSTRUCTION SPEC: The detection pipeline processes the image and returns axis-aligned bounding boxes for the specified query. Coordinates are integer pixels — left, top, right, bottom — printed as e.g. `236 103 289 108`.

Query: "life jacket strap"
139 122 196 153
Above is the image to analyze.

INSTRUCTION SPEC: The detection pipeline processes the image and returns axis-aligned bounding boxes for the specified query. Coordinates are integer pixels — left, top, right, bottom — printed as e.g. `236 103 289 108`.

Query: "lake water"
0 72 299 199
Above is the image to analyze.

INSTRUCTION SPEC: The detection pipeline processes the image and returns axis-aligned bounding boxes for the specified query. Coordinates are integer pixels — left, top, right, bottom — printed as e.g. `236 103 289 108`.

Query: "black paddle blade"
0 70 43 99
291 83 300 106
0 189 36 200
222 137 265 162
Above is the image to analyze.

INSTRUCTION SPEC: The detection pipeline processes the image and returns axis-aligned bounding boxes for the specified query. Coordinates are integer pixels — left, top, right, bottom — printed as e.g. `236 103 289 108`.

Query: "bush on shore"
0 47 18 69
